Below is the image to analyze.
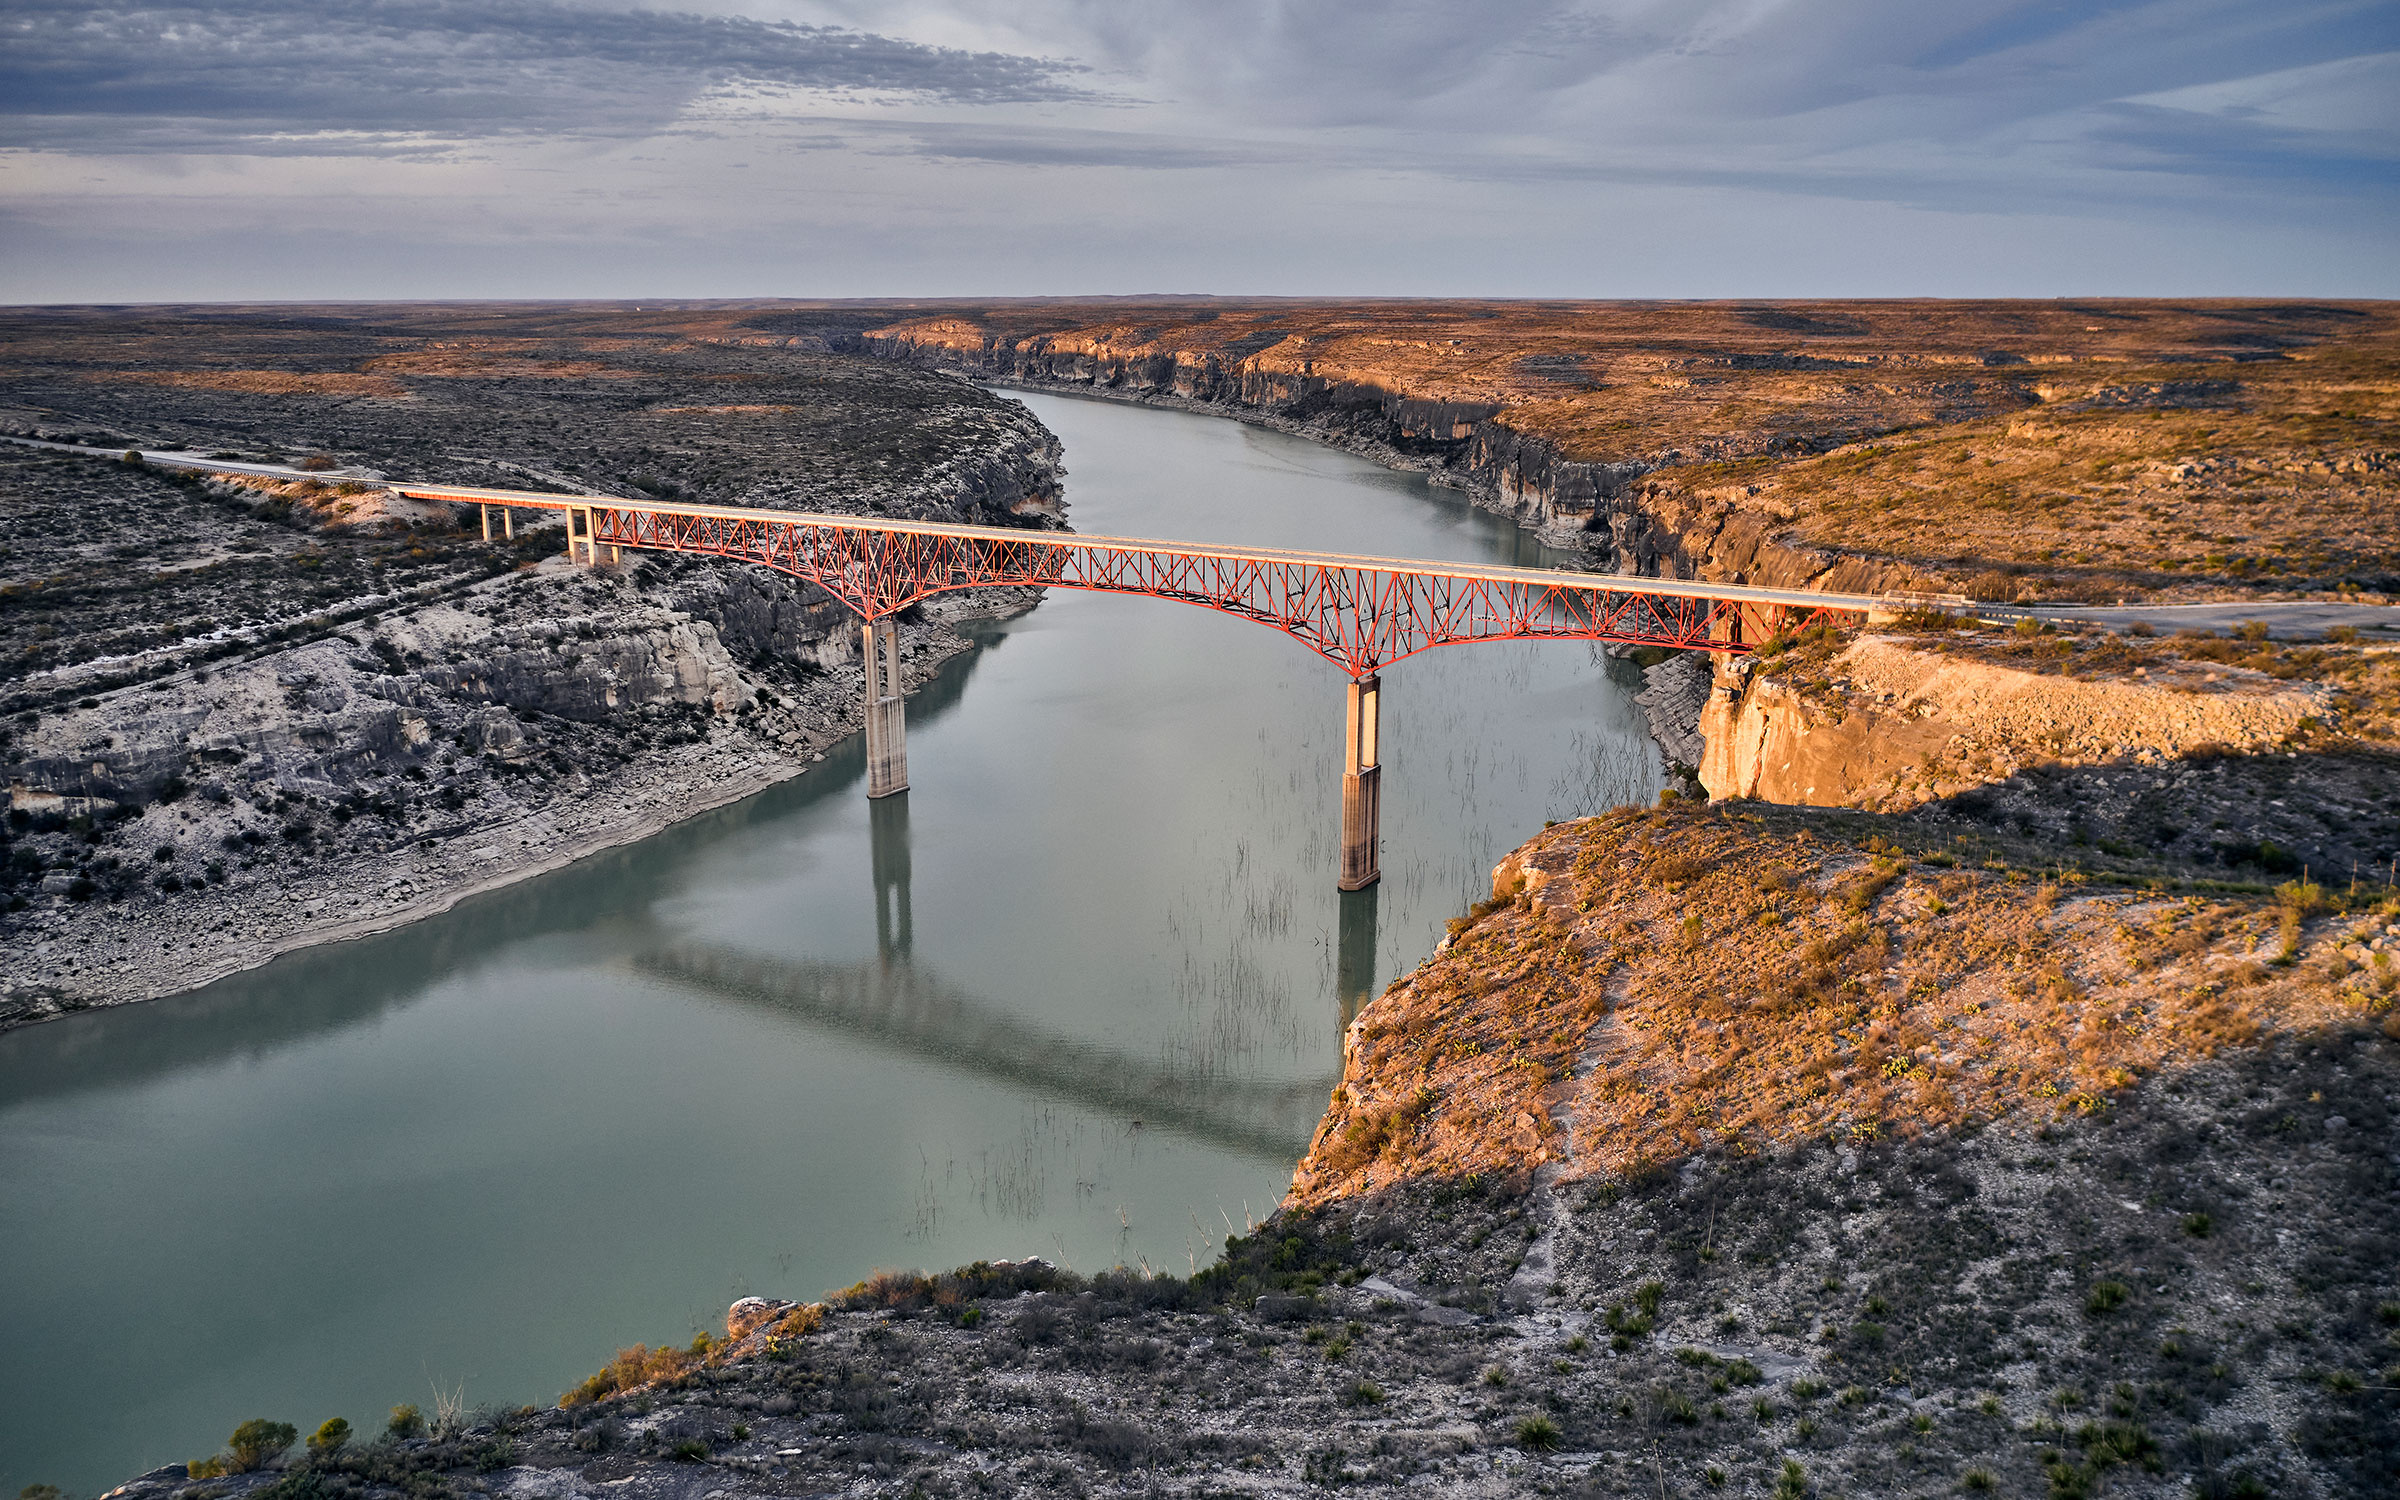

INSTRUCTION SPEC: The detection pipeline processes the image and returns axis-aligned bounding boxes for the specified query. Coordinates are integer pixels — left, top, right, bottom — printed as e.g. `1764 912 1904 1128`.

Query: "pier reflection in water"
0 386 1660 1497
1337 886 1379 1032
870 793 913 962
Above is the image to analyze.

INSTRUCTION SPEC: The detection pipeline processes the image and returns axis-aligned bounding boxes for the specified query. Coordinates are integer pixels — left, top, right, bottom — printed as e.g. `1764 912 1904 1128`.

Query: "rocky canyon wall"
858 324 1926 594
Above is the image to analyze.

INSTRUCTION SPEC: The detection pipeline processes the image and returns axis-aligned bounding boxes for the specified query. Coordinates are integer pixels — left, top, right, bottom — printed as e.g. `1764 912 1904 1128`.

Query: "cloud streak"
0 0 1090 151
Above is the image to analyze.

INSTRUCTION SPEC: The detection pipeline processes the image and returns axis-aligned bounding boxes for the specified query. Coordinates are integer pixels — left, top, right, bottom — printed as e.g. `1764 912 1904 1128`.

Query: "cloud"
890 0 2397 171
0 0 2392 296
0 0 1090 152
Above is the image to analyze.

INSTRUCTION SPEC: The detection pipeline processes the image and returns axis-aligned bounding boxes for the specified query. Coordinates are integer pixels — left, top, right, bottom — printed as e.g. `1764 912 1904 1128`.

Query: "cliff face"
1694 635 2330 810
861 323 1720 563
858 323 1962 596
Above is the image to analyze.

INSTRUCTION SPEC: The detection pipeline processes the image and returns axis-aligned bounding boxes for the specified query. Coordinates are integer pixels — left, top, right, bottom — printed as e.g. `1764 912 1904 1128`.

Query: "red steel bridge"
396 482 1897 889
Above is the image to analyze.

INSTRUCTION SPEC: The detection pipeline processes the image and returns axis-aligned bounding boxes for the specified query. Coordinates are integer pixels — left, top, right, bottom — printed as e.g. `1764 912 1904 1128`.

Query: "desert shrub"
1516 1413 1562 1451
227 1419 296 1472
305 1418 349 1456
768 1304 824 1340
561 1344 698 1406
386 1404 424 1438
838 1268 934 1310
1058 1410 1149 1469
1320 1087 1438 1174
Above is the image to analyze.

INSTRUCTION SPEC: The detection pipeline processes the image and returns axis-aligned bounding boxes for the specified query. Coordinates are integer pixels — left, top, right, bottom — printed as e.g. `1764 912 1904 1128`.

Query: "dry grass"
1291 804 2400 1207
561 1303 825 1405
1654 361 2400 599
92 370 409 399
561 1341 708 1406
360 351 641 380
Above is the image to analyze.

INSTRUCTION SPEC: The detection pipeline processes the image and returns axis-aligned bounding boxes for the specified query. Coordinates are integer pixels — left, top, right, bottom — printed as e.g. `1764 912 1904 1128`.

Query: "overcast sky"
2 0 2394 301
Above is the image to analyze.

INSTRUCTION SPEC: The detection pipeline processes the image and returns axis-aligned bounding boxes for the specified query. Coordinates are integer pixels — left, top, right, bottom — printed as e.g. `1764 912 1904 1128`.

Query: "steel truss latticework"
404 484 1879 676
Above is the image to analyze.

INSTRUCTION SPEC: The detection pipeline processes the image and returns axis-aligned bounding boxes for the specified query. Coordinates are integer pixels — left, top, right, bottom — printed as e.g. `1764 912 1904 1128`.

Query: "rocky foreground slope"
106 804 2400 1499
0 308 1061 1026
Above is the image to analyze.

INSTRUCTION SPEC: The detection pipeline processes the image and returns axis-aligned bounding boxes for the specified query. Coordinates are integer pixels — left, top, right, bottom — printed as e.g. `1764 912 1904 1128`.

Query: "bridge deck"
392 481 1898 616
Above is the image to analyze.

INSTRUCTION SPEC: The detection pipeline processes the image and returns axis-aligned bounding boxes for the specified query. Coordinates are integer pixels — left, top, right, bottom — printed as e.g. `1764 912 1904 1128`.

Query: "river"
0 389 1661 1492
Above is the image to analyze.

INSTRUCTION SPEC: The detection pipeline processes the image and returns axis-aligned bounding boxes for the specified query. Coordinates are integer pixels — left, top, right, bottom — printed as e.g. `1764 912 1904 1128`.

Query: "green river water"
0 390 1661 1491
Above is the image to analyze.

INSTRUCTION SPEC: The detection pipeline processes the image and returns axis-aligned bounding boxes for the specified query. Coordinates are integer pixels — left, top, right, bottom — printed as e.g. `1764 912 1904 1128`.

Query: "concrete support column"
863 617 908 799
502 507 514 541
480 504 492 542
1339 673 1381 891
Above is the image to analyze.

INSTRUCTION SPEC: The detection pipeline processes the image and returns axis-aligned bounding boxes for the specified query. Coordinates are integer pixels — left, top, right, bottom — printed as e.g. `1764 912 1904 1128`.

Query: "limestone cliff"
1695 634 2330 812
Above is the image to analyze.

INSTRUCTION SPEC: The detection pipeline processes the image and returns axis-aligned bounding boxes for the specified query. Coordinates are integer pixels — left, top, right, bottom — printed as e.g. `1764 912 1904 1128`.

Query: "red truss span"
396 484 1886 676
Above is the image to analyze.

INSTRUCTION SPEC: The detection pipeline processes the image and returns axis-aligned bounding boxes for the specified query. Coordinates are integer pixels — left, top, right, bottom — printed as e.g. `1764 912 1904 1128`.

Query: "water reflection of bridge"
634 940 1337 1163
633 793 1351 1162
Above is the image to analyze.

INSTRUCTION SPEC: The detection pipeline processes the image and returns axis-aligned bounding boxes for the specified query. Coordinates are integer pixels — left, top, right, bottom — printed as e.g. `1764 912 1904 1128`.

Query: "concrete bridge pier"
863 617 909 799
1339 673 1382 891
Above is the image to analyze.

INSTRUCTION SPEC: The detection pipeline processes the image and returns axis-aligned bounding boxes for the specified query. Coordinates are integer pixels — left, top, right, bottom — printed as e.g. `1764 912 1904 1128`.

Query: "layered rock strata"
1697 635 2328 809
0 314 1065 1026
1630 652 1711 769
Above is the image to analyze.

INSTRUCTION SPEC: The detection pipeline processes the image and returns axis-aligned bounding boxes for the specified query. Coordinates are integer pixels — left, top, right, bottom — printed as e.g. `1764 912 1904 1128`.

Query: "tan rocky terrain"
841 298 2400 603
0 306 1061 1027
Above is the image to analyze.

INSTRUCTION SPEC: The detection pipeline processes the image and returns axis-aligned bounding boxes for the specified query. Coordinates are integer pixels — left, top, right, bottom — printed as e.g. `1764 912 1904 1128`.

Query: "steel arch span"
396 483 1887 676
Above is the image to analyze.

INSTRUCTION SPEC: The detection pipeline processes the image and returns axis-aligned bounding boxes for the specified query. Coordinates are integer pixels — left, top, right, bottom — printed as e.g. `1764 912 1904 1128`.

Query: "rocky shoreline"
903 373 1617 557
0 317 1067 1031
2 577 1032 1030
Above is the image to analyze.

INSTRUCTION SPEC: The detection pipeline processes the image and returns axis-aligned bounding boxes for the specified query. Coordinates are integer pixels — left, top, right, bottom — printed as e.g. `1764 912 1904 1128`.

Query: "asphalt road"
0 434 384 483
2013 600 2400 640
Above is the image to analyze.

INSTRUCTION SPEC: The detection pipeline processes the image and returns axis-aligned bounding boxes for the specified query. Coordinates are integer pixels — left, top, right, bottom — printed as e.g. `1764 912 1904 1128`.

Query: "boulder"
726 1296 796 1341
